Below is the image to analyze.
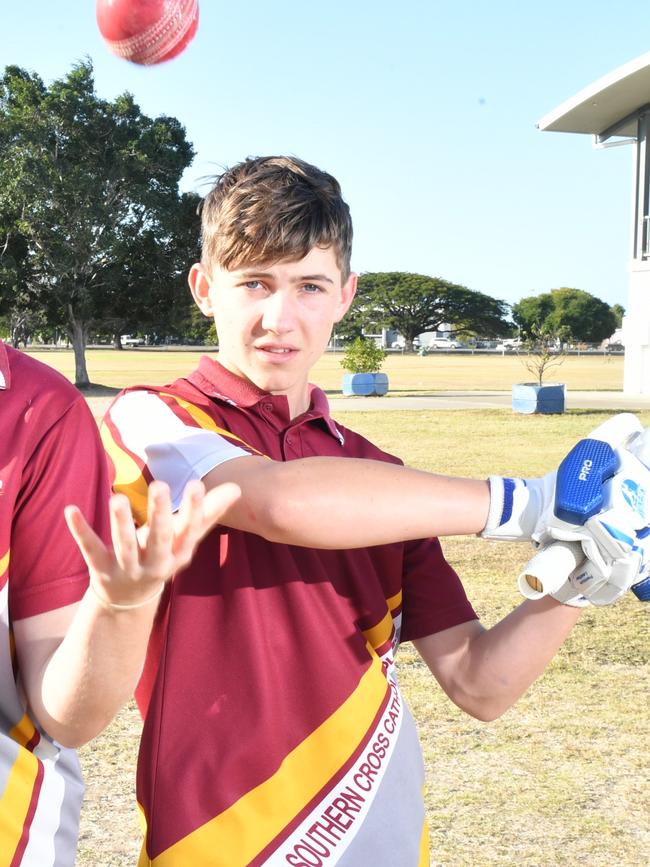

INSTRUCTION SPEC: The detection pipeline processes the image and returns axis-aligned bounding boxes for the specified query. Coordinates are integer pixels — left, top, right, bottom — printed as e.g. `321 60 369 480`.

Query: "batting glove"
520 415 650 606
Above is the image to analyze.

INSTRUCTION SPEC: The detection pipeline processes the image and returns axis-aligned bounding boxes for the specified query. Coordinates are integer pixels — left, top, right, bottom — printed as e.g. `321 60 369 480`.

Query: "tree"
345 272 510 350
517 323 569 386
612 303 625 328
512 288 618 345
95 191 203 348
0 61 195 386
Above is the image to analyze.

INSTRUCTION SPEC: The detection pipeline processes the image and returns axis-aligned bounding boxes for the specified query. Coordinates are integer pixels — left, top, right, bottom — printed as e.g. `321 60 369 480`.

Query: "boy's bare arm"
13 480 240 748
414 596 582 722
202 455 491 547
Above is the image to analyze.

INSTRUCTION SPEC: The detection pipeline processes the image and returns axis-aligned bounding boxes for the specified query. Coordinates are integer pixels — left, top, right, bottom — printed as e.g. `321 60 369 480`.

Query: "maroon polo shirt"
104 356 478 864
0 343 110 619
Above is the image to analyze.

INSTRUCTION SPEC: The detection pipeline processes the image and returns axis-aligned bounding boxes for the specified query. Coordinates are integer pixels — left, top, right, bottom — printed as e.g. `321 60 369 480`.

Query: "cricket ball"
96 0 199 65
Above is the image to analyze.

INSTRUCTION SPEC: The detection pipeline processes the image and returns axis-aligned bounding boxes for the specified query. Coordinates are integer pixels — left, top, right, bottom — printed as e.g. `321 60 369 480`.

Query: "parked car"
428 337 462 349
121 334 145 346
391 337 421 349
496 338 523 351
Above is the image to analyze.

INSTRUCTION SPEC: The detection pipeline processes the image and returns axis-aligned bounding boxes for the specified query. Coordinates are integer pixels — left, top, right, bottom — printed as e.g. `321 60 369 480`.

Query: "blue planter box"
512 383 565 414
342 372 389 396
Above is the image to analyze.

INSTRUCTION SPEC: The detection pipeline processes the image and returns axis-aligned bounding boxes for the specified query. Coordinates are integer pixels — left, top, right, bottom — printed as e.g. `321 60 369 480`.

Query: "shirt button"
286 436 293 445
263 403 273 412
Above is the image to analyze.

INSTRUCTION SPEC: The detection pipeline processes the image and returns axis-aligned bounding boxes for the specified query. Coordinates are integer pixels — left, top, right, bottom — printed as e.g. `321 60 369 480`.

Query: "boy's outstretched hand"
64 479 241 611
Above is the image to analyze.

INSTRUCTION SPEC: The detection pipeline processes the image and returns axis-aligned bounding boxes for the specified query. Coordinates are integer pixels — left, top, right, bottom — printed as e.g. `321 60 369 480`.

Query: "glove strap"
482 476 546 541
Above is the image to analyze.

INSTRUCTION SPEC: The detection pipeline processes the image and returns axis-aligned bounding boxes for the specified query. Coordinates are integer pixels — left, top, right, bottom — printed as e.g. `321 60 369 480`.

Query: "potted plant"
340 336 389 396
511 325 568 414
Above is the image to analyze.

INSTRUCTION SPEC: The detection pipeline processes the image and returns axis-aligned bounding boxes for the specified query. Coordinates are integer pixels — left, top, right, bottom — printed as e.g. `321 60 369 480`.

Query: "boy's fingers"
110 493 140 572
64 505 114 576
172 480 207 564
141 481 174 569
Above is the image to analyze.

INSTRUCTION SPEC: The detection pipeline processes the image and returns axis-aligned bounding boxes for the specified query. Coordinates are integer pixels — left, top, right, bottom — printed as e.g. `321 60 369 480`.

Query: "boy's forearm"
418 597 582 722
28 591 158 748
204 457 491 546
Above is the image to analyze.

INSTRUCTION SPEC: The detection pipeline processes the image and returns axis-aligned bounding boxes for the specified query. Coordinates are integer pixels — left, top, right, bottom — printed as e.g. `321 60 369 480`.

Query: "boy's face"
189 246 356 417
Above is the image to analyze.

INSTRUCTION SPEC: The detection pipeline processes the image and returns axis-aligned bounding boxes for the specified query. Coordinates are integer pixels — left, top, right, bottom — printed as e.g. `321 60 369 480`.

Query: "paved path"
87 390 650 417
327 390 650 412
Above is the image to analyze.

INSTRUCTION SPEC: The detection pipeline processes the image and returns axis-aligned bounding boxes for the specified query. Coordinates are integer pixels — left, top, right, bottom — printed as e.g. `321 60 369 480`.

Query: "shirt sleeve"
105 390 254 514
10 398 111 620
399 536 478 642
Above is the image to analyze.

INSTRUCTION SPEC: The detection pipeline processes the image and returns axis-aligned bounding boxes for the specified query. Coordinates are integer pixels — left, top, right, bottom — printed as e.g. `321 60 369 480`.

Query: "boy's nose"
261 290 296 333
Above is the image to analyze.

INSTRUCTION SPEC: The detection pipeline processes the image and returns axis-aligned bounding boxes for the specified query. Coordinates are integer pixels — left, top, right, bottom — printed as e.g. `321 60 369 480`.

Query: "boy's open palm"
64 479 241 609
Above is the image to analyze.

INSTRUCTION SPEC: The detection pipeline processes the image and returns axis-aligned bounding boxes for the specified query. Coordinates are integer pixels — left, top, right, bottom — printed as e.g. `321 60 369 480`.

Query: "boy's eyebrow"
239 269 335 285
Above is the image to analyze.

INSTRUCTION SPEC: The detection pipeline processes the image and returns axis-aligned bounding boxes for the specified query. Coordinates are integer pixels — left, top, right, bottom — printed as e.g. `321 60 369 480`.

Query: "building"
538 52 650 394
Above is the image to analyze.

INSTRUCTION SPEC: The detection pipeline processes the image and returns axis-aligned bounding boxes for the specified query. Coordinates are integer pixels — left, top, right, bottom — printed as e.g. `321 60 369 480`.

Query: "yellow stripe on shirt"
148 650 387 867
100 424 150 525
386 589 402 613
418 816 430 867
8 714 37 750
0 746 40 864
159 394 266 457
362 609 394 651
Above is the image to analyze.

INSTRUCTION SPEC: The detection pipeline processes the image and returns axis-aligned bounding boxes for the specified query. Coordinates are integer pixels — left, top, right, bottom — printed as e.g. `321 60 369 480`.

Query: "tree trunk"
68 317 91 388
113 334 123 350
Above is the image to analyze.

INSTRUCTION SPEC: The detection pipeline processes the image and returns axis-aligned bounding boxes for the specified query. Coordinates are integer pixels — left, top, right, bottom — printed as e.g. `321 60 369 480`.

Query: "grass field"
26 347 625 394
51 349 648 866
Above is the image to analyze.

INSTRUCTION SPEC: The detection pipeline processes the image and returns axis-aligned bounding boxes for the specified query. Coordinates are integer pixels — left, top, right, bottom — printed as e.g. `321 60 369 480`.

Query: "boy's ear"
333 272 357 323
188 264 213 316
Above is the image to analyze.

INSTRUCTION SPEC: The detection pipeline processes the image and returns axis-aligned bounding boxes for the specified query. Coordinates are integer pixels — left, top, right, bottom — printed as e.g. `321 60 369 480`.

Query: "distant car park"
427 337 462 349
391 337 421 349
495 338 523 351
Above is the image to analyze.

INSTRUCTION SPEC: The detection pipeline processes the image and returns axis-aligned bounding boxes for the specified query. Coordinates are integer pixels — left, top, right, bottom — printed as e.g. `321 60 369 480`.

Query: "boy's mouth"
255 343 299 361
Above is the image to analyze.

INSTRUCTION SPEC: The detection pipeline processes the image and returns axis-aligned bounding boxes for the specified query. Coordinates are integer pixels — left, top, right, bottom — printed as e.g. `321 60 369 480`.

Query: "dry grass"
335 409 650 866
69 356 648 866
26 348 624 395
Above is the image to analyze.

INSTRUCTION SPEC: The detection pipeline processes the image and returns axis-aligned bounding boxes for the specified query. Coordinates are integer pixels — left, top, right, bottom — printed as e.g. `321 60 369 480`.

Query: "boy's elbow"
37 719 97 750
462 702 508 723
261 492 305 543
448 686 513 722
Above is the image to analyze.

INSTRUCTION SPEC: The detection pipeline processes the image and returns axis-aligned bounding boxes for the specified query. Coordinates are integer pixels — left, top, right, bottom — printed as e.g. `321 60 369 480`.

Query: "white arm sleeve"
109 391 254 510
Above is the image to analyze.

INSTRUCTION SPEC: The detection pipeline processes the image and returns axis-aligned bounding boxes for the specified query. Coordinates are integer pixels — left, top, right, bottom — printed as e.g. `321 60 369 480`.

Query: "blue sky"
2 1 648 310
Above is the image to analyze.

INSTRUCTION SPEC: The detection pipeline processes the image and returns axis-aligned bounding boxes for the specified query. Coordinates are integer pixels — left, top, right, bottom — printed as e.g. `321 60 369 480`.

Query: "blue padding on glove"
633 575 650 601
500 477 516 524
555 438 618 525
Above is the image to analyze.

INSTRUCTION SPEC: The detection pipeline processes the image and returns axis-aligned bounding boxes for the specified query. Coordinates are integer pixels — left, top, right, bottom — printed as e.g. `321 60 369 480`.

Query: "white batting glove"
481 473 557 542
517 415 650 606
567 550 649 606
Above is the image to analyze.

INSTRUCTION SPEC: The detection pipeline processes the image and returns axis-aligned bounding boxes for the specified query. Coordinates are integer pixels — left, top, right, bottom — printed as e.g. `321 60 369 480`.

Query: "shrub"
340 337 387 374
517 324 569 386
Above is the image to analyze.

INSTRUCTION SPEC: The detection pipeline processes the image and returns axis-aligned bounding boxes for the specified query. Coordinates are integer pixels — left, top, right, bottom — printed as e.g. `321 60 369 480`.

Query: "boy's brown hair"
198 156 353 280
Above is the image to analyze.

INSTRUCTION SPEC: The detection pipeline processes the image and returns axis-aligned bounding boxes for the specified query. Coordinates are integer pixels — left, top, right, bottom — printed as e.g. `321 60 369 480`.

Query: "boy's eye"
244 280 263 290
303 283 323 293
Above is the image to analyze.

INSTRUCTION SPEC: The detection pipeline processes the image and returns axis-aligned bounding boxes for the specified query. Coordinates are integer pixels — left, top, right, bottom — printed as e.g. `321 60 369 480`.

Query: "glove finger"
581 553 640 606
568 564 609 599
550 579 589 607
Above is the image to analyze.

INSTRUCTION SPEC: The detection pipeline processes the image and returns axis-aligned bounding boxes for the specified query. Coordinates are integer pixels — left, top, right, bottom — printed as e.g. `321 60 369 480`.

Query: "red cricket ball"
96 0 199 65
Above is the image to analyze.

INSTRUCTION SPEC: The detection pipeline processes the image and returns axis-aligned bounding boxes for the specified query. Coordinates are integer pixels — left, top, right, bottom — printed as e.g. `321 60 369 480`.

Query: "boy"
103 156 642 866
1 340 237 866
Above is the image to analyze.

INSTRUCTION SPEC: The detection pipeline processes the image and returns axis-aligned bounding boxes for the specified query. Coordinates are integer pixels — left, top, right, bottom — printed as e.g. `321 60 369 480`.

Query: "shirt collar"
186 355 345 444
0 342 10 390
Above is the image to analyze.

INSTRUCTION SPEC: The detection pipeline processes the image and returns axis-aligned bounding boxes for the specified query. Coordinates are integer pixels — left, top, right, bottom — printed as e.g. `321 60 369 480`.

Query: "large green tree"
0 61 195 385
341 272 510 349
95 191 203 348
512 288 618 344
